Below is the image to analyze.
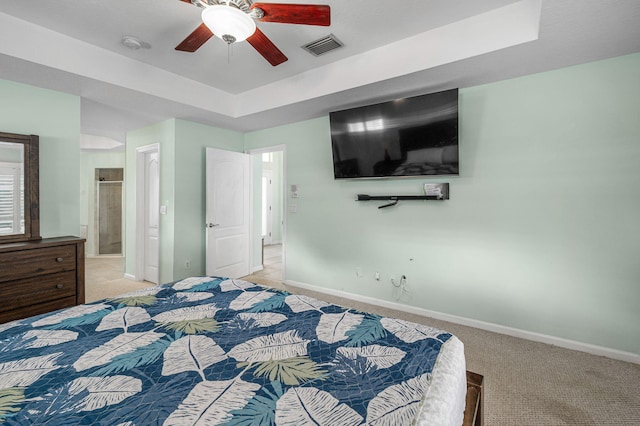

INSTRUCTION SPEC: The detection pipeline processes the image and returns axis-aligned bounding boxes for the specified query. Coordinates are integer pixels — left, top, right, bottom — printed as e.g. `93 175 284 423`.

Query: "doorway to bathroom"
96 167 123 255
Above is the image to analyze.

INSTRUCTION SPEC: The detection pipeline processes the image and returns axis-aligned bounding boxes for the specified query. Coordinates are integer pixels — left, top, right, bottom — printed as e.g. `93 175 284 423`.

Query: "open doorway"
96 168 123 255
247 146 285 282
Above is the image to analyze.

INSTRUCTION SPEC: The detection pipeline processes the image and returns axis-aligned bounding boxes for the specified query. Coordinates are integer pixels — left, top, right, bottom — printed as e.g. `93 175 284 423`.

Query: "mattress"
0 276 466 425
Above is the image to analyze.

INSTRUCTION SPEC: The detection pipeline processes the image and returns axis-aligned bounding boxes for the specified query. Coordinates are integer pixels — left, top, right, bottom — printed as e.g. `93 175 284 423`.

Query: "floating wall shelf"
356 183 449 209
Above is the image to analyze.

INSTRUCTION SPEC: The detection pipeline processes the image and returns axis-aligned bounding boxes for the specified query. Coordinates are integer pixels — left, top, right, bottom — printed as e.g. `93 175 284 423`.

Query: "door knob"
207 223 220 228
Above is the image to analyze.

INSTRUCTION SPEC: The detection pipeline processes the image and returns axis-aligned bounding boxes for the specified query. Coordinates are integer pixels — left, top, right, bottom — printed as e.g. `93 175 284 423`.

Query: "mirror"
0 132 40 243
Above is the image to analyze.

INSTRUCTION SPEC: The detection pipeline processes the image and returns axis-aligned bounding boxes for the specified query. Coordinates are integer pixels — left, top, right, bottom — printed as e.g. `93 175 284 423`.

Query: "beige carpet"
86 258 640 425
249 243 283 282
85 256 155 303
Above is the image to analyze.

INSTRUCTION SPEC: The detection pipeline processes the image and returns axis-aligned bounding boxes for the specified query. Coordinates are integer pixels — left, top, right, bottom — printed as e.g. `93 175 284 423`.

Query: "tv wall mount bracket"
356 183 449 209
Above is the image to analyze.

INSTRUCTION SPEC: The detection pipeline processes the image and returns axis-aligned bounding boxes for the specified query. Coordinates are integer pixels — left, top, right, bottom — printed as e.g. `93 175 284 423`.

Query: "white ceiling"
1 0 640 144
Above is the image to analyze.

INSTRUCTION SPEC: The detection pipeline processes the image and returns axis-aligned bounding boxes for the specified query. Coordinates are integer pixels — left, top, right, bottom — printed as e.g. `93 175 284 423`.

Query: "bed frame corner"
463 370 484 426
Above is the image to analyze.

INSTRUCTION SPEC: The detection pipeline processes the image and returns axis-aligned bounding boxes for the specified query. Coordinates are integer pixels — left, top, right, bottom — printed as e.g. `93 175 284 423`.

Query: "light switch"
160 205 167 215
289 204 297 213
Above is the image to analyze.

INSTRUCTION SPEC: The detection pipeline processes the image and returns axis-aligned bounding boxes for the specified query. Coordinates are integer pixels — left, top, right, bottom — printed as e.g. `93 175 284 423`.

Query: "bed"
0 276 469 425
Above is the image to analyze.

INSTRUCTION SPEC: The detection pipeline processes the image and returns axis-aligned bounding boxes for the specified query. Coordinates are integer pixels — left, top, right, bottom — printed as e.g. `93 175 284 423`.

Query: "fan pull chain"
227 43 233 64
221 34 236 64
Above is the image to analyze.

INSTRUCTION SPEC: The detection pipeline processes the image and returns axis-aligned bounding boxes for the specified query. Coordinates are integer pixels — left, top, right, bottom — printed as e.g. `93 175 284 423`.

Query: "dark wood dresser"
0 236 85 324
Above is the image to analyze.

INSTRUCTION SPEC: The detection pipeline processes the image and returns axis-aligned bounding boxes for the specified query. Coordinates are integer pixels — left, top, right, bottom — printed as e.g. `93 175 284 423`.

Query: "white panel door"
206 148 251 278
144 151 160 283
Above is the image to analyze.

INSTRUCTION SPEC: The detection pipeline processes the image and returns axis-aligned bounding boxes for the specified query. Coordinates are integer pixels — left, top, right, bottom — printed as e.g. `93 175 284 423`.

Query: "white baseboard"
284 279 640 365
251 265 264 273
123 273 137 281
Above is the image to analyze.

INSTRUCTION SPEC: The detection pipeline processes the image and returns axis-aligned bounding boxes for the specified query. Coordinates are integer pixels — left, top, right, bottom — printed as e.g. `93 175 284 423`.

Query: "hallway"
242 243 284 289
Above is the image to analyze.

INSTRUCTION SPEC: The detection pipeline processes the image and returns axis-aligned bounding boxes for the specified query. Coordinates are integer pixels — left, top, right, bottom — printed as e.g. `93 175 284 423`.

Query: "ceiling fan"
176 0 331 66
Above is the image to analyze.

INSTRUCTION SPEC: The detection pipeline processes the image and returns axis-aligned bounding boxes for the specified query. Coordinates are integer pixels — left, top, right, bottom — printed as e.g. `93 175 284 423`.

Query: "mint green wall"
125 119 244 282
125 119 176 283
244 53 640 355
172 119 244 280
0 79 80 238
2 54 636 355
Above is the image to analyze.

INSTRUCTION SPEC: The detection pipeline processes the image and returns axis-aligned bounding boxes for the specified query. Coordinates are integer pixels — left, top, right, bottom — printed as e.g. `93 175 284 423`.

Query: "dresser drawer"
0 271 76 313
0 245 76 283
0 296 77 324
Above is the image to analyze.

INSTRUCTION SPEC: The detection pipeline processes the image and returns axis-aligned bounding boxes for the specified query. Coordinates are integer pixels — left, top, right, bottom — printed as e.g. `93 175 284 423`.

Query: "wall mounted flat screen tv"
330 88 459 179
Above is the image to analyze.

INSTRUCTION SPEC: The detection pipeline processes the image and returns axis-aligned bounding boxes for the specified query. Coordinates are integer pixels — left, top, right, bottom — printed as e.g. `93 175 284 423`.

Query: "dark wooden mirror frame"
0 131 40 243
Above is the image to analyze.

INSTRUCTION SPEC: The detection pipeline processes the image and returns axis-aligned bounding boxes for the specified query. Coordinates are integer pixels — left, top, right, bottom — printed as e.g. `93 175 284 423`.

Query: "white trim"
246 145 286 281
123 273 137 281
246 145 286 155
262 169 274 245
135 143 160 282
247 151 255 279
280 148 286 281
251 265 264 274
284 279 640 365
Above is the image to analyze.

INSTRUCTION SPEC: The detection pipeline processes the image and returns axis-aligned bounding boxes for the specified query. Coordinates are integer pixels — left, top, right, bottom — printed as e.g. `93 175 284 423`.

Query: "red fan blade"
251 3 330 26
175 23 214 52
177 0 192 3
247 28 288 66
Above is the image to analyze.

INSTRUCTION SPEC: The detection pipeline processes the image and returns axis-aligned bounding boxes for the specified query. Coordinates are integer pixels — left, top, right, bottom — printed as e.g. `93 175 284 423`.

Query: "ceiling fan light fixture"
202 5 256 44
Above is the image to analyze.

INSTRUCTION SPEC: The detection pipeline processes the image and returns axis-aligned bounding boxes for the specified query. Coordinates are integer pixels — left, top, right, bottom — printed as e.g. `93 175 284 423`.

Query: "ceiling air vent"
302 34 344 56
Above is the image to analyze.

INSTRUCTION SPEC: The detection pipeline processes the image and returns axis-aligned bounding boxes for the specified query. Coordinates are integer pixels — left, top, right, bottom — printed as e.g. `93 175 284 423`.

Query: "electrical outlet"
185 260 191 269
356 267 363 278
375 272 380 281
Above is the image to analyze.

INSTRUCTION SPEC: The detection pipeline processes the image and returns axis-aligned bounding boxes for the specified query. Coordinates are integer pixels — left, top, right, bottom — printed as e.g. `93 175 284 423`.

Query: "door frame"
246 145 286 279
96 179 123 256
262 168 273 246
135 143 160 282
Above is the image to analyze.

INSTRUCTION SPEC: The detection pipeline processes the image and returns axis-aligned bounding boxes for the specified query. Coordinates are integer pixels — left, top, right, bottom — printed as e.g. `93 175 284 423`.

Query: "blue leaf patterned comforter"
0 277 460 425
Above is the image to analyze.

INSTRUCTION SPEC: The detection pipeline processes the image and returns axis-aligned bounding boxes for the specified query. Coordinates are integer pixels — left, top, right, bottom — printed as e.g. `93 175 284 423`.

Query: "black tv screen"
330 88 459 179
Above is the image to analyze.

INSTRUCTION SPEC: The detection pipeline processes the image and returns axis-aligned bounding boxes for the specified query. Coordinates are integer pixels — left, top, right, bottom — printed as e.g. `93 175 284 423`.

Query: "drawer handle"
56 284 64 289
56 257 64 263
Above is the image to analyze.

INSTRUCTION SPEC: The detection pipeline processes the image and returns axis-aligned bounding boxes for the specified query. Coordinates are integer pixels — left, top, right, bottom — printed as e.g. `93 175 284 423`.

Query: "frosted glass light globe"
202 5 257 44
